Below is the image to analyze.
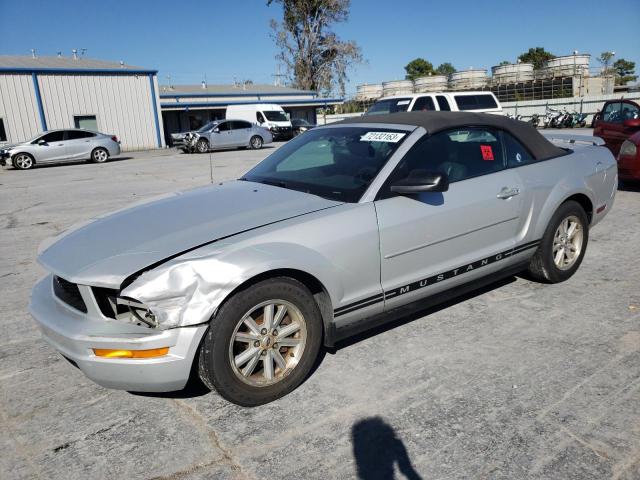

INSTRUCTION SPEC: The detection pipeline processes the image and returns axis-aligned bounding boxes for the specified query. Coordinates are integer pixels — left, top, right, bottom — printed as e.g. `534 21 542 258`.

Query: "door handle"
497 187 520 199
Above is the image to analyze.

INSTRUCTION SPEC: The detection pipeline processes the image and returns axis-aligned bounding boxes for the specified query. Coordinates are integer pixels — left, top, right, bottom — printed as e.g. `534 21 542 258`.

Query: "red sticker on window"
481 145 494 161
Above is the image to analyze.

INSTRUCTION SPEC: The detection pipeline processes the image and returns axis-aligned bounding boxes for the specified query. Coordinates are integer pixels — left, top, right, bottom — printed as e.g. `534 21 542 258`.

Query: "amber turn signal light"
93 347 169 359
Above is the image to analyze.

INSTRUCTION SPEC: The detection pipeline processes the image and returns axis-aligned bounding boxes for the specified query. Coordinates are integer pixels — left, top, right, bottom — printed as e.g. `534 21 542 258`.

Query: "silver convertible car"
1 129 120 170
171 119 273 153
30 112 617 406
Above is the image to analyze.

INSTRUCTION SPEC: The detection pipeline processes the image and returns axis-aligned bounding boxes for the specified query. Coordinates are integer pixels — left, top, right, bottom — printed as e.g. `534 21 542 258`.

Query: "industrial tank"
538 54 590 78
414 75 448 92
491 63 534 84
381 79 414 97
355 83 383 100
449 69 488 90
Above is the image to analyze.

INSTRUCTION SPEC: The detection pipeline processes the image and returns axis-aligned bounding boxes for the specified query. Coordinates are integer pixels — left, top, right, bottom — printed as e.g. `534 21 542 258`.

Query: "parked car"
0 129 120 170
291 118 316 136
227 103 293 140
171 120 272 153
30 112 616 406
365 91 503 116
593 99 640 156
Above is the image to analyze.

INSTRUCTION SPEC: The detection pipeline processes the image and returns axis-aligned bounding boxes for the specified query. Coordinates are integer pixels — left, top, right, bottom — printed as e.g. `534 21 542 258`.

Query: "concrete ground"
1 138 639 479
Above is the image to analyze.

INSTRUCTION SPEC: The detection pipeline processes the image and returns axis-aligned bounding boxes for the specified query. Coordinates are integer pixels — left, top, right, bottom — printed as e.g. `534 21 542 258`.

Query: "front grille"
92 286 127 319
53 276 87 313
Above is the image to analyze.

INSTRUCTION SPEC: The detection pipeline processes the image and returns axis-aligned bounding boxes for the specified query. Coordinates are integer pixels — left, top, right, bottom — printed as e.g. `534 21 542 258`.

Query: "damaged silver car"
30 112 617 406
171 119 272 153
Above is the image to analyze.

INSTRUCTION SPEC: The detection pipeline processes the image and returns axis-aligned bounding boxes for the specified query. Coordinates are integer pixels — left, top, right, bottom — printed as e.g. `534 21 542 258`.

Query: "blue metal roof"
160 98 344 110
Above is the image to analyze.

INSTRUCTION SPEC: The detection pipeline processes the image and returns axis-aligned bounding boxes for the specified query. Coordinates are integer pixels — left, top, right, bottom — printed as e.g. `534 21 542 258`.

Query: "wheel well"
563 194 593 224
216 269 333 337
12 152 35 161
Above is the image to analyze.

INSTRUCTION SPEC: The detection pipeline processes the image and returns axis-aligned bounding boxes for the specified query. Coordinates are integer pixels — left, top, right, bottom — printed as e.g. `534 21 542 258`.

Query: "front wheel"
527 200 589 283
198 277 323 406
196 139 209 153
91 147 109 163
13 153 34 170
249 135 263 150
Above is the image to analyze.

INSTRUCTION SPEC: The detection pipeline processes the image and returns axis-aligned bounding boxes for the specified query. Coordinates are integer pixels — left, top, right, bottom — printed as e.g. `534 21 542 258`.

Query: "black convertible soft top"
338 111 566 161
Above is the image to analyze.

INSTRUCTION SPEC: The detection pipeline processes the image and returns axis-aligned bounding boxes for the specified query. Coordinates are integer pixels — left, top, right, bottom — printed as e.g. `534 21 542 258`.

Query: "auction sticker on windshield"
360 132 406 143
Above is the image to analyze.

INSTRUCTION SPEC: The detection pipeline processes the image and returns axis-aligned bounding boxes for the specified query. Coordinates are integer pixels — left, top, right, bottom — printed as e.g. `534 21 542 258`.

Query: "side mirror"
390 171 449 194
37 139 47 145
623 118 640 129
213 127 220 133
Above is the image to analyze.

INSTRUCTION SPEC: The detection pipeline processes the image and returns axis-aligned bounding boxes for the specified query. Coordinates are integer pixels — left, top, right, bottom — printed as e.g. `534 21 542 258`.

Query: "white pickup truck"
365 91 502 116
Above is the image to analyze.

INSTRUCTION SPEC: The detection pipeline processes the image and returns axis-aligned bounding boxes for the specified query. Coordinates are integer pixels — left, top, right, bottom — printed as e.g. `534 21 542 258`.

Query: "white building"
0 55 164 150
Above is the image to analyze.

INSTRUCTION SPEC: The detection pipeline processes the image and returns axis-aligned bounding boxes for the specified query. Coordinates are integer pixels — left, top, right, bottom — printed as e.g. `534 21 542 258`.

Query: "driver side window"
217 122 230 132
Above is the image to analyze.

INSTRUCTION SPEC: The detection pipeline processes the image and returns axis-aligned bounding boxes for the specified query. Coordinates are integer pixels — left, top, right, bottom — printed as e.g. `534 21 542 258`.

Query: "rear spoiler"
540 132 605 147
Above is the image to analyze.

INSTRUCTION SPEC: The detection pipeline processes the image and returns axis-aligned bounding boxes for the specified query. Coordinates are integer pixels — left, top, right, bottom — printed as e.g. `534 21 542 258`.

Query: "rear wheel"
528 200 589 283
198 277 323 406
13 153 34 170
249 135 263 150
91 147 109 163
196 139 209 153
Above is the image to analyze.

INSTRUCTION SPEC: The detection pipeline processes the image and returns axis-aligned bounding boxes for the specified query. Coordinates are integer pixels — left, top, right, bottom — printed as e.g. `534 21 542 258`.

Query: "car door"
64 130 95 159
230 121 252 146
212 121 234 148
595 101 627 155
33 131 67 163
411 96 436 112
374 127 525 309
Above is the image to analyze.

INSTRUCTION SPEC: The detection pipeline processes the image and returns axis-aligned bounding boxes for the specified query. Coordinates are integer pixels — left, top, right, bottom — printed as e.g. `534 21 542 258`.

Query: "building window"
74 115 98 131
0 118 7 141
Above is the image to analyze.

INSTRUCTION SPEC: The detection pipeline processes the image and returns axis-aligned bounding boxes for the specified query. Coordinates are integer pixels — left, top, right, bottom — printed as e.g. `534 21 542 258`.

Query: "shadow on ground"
352 416 422 480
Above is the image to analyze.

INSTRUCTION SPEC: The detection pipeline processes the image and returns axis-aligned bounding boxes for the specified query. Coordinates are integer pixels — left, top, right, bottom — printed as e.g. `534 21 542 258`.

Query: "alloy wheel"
93 149 108 162
552 215 584 270
14 154 33 169
229 300 307 387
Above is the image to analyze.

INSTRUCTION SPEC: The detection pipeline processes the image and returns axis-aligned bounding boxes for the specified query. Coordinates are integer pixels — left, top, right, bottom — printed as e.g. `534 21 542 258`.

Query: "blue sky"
1 0 638 96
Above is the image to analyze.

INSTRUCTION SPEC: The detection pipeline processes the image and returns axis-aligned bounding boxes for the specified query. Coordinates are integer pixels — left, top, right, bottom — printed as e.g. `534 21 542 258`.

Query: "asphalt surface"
1 136 640 479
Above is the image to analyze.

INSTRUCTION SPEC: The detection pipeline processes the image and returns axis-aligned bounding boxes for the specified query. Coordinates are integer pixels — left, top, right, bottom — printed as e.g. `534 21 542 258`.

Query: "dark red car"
594 99 640 181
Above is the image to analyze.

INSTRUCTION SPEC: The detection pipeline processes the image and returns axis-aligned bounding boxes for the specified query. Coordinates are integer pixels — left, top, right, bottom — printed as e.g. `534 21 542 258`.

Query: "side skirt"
324 261 529 347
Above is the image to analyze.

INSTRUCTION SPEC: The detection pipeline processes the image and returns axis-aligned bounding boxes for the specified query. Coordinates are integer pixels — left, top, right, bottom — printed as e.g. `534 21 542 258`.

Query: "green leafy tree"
598 51 616 74
518 47 555 70
435 62 456 76
268 0 363 96
498 60 511 66
613 58 637 85
404 58 434 81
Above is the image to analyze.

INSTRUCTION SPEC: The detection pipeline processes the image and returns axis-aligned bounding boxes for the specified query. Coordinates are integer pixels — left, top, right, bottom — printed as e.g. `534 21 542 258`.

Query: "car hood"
38 180 342 288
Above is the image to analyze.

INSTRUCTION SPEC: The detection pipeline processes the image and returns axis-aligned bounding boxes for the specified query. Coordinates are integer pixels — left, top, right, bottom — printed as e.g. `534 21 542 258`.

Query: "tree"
267 0 363 96
498 60 511 66
404 58 434 81
518 47 555 70
435 62 456 76
598 51 616 75
613 58 637 85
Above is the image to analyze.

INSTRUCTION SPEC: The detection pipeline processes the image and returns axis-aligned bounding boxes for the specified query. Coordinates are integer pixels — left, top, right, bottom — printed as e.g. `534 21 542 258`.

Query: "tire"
527 200 589 283
198 277 323 406
196 139 209 153
249 135 263 150
12 153 34 170
91 147 109 163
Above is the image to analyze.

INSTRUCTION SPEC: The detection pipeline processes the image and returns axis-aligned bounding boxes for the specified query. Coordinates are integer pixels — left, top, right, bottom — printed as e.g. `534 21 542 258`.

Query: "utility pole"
272 64 286 87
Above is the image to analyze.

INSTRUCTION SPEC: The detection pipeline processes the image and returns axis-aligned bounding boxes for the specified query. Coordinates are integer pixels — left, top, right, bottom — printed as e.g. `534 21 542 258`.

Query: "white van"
364 91 503 116
226 103 293 140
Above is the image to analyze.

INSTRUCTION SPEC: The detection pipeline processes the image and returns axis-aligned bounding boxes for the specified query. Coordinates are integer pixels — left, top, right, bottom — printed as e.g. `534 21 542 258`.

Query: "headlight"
116 297 158 328
619 140 637 158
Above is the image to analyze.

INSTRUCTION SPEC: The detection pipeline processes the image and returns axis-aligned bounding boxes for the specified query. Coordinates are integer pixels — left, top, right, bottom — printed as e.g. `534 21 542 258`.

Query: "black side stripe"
333 240 540 318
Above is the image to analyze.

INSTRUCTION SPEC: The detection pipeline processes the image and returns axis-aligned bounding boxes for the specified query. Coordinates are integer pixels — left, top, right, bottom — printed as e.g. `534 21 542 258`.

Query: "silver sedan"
1 129 121 170
171 120 273 153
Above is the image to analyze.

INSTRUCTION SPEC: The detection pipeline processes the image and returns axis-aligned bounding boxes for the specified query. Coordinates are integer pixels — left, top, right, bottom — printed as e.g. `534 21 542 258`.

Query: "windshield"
365 98 412 115
242 126 409 202
197 121 218 133
263 110 289 122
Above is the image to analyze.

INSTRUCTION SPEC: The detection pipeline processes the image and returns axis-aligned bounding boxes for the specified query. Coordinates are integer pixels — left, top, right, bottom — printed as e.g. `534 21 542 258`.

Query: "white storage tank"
382 79 414 97
449 69 488 90
356 83 383 100
491 63 534 84
538 54 590 78
414 75 448 92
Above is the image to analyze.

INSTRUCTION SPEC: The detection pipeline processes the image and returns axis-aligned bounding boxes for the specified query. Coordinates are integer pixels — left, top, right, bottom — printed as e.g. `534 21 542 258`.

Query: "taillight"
111 135 118 143
619 140 637 158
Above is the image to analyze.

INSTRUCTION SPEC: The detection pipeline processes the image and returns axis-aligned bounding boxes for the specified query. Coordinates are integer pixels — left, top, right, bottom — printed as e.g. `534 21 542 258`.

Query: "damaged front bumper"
29 275 208 392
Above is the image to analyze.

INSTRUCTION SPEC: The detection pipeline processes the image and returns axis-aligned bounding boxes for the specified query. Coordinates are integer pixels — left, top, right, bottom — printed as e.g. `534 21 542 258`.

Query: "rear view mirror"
390 171 449 194
623 118 640 129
